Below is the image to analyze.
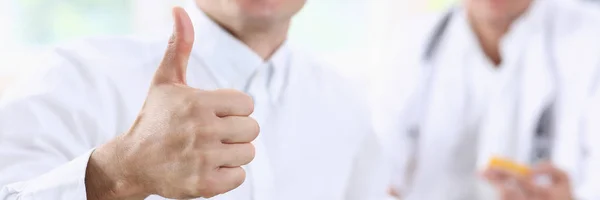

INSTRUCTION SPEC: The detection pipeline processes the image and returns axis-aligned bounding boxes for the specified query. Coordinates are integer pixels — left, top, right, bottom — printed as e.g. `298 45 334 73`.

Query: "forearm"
85 137 147 200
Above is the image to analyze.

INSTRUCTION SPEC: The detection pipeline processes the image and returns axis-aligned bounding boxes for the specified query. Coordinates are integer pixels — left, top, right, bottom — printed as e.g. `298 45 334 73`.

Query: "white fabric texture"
0 4 389 200
378 0 600 199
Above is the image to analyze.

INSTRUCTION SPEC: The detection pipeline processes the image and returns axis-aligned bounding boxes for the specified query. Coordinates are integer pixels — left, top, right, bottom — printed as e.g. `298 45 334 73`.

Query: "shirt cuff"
3 149 95 199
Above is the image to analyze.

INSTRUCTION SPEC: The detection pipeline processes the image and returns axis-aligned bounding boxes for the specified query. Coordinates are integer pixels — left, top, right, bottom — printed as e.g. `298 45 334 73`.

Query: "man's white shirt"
0 7 388 200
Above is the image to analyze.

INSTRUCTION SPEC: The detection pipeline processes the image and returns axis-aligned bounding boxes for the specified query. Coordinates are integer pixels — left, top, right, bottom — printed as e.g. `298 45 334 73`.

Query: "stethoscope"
413 7 559 164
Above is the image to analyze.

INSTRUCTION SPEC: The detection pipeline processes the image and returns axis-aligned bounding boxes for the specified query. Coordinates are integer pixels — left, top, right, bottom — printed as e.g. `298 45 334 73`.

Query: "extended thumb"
153 7 195 85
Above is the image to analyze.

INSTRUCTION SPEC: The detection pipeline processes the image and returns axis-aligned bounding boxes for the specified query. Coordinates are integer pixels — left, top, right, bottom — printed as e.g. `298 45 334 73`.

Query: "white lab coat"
375 0 600 199
0 6 389 200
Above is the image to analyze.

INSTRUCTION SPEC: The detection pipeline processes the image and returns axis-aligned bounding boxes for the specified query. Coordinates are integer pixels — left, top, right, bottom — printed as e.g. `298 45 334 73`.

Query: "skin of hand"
84 7 259 200
483 162 573 200
388 187 402 199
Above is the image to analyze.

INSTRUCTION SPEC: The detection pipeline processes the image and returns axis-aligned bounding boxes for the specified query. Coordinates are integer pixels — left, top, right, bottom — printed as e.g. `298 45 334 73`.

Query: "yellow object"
487 157 531 176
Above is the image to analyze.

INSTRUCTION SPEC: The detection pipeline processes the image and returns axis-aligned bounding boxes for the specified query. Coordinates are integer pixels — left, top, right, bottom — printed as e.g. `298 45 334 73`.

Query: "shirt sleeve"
0 150 94 199
0 48 119 199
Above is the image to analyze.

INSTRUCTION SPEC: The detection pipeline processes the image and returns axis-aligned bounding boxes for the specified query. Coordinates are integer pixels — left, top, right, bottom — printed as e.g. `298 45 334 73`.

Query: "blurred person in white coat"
377 0 600 199
0 0 388 199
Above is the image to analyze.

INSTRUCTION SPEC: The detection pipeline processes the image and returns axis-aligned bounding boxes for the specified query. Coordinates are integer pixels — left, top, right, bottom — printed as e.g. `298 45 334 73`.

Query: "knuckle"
194 151 211 167
193 178 218 198
199 182 216 197
180 100 197 113
186 177 207 196
194 116 221 135
174 92 199 113
198 123 219 137
181 91 215 115
190 121 222 147
198 150 217 166
194 91 211 107
217 89 254 112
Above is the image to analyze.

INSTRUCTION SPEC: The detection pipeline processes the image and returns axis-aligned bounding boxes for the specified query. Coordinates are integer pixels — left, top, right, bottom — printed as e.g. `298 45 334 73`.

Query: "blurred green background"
11 0 455 46
15 0 131 45
429 0 457 10
0 0 457 91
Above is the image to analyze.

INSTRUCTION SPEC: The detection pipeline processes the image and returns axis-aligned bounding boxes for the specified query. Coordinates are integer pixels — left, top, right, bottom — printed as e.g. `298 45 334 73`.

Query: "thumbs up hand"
85 7 258 200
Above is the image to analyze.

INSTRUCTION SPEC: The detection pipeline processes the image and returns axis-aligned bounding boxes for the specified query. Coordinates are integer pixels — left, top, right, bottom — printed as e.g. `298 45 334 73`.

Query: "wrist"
85 137 147 200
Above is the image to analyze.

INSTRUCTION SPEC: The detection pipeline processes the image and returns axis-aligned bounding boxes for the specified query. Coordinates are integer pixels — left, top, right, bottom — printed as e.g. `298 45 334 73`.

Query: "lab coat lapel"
516 36 555 165
473 0 552 166
410 36 471 199
476 64 521 168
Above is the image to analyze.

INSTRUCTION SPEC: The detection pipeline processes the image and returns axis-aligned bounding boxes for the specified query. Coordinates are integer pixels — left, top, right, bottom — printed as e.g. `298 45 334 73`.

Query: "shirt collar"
183 0 292 93
500 0 548 61
454 0 548 66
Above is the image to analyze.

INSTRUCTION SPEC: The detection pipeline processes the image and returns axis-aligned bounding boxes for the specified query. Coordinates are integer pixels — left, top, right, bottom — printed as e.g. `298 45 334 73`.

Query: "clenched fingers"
202 89 254 117
219 116 260 144
218 143 256 168
211 167 247 196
